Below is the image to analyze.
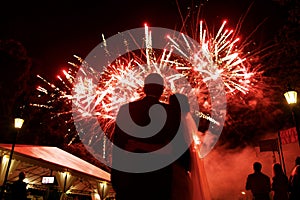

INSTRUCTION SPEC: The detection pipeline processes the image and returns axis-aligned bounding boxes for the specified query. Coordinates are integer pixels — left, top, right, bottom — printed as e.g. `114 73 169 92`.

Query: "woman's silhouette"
169 93 211 200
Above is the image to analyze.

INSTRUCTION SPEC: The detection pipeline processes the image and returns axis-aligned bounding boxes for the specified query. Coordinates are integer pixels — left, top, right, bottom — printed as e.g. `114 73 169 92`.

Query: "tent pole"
63 172 67 193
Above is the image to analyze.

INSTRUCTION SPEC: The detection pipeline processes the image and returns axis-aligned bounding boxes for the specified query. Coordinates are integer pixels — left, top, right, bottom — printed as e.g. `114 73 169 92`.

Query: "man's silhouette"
246 162 271 200
11 171 27 200
111 73 178 200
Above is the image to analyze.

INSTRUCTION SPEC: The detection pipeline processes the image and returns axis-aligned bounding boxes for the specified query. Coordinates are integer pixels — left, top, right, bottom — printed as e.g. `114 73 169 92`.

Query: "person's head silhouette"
253 162 262 173
19 171 25 181
272 163 284 176
143 73 164 99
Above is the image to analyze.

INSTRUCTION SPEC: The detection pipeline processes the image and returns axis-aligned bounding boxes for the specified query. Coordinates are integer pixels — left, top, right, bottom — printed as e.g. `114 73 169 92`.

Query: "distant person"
111 73 178 200
11 171 27 200
288 156 300 200
271 163 289 200
246 162 271 200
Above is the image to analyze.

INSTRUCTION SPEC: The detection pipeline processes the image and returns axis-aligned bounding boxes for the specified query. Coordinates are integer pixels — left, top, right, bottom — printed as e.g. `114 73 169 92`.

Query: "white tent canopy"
0 144 112 199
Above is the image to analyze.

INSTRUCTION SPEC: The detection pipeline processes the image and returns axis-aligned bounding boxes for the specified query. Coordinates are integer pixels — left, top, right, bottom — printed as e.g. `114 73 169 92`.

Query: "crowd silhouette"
245 156 300 200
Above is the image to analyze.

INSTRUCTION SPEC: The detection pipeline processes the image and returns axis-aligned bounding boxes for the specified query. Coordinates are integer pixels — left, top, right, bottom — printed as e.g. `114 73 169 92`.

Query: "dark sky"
1 0 287 80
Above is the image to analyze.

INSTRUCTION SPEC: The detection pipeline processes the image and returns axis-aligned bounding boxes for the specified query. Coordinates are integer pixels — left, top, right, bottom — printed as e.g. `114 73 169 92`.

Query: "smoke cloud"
203 141 300 200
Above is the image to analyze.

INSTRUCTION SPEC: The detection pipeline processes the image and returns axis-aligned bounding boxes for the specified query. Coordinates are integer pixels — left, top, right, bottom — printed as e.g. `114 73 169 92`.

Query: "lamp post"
0 117 24 199
284 89 300 146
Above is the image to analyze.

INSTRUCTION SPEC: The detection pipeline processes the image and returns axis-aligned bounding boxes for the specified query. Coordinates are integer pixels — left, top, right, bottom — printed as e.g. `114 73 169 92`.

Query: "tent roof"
0 144 111 195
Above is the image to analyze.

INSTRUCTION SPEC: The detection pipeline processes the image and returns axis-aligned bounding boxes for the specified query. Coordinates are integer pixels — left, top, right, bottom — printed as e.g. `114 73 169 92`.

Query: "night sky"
2 0 295 149
1 0 286 80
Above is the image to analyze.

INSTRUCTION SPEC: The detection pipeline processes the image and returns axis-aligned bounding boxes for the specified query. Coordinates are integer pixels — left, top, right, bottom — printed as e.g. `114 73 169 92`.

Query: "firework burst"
169 20 256 95
32 20 260 161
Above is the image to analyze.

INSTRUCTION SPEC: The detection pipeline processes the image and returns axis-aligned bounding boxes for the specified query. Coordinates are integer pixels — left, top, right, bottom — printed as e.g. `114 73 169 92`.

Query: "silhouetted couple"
111 73 210 200
246 161 290 200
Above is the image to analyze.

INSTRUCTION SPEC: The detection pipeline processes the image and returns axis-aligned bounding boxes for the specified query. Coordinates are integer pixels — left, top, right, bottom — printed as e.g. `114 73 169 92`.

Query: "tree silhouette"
0 39 32 143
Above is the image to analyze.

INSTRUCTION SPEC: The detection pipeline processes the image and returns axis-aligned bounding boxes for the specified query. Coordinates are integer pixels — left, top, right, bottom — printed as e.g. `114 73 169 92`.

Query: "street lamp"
0 117 24 199
284 90 297 104
284 88 300 146
14 118 24 129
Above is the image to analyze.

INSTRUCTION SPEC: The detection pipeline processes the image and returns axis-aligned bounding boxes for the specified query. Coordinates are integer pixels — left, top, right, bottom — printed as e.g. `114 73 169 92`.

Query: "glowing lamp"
14 118 24 129
284 87 300 146
284 90 297 104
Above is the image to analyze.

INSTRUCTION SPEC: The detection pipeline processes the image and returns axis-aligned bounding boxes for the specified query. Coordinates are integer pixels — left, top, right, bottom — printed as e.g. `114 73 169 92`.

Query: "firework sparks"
32 21 259 161
169 20 255 95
